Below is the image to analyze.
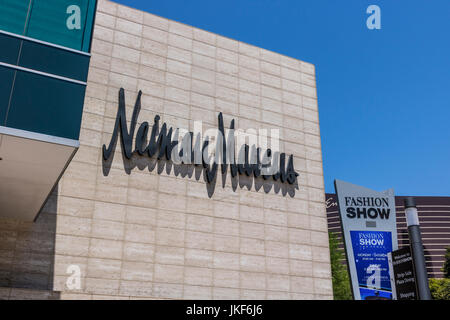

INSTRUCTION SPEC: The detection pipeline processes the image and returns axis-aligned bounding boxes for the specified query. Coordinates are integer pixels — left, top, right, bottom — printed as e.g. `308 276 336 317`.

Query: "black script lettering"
102 88 142 160
135 121 149 155
102 88 299 187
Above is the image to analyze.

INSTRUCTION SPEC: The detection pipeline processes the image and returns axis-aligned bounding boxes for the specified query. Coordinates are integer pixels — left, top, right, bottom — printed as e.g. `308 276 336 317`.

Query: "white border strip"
0 61 87 86
0 30 91 57
0 126 80 149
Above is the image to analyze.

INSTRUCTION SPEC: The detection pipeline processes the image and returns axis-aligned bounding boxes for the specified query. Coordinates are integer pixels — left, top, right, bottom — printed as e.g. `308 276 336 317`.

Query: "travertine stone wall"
0 195 58 298
0 0 332 300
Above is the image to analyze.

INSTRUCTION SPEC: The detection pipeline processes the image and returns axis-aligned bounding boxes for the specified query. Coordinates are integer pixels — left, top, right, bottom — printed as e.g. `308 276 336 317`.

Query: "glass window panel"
20 40 90 81
0 0 96 52
0 33 22 65
81 0 96 52
0 0 30 35
26 0 88 51
0 66 15 125
7 70 85 140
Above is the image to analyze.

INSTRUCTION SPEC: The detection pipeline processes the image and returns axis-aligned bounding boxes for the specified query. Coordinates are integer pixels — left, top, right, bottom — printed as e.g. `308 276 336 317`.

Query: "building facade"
0 0 331 299
326 194 450 279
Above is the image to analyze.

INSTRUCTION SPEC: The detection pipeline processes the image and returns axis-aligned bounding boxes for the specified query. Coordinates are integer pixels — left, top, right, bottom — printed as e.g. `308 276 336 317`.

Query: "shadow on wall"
0 187 60 300
102 148 300 198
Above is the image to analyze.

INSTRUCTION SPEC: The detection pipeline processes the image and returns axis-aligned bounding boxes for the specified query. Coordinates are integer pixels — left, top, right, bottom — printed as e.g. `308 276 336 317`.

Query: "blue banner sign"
350 230 393 300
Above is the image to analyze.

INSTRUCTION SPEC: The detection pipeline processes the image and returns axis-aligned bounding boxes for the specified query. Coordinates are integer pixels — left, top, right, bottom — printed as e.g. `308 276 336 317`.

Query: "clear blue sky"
112 0 450 196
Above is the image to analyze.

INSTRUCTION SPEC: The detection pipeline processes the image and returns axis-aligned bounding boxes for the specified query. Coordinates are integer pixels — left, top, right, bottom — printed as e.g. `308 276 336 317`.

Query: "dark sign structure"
388 247 418 300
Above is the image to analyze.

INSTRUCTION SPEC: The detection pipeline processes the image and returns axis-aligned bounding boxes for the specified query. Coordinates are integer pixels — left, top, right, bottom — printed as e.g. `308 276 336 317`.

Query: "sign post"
388 247 418 300
334 180 398 300
403 197 432 299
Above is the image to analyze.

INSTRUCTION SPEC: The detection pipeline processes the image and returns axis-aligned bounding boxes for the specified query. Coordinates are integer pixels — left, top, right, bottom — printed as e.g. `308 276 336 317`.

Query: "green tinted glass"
0 66 15 125
0 0 30 35
27 0 88 51
0 33 22 64
7 70 86 140
19 40 91 81
0 0 96 52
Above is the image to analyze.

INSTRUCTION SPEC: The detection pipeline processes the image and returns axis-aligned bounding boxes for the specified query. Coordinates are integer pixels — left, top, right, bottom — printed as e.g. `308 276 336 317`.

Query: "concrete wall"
0 192 59 299
0 0 332 299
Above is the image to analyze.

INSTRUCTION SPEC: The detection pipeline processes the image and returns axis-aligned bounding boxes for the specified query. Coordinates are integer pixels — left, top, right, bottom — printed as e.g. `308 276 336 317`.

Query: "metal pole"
404 197 431 300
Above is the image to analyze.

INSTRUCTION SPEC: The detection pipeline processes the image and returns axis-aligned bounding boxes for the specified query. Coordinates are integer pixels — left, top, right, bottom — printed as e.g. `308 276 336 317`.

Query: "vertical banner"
334 180 398 300
388 247 418 300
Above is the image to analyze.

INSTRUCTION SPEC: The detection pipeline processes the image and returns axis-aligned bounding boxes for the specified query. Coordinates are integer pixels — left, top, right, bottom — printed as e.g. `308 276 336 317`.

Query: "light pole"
404 197 431 300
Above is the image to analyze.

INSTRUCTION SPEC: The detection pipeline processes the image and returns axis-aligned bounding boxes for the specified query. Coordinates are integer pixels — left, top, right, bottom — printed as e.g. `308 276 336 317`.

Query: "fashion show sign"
334 179 398 300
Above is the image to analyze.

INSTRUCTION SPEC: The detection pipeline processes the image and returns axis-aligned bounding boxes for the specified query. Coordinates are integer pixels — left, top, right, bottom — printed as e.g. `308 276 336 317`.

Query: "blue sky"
112 0 450 196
